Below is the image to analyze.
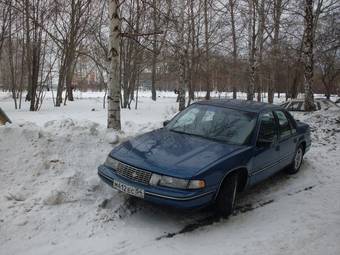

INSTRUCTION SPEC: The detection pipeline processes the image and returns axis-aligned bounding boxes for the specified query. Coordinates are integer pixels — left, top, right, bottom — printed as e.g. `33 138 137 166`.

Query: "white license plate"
113 180 144 198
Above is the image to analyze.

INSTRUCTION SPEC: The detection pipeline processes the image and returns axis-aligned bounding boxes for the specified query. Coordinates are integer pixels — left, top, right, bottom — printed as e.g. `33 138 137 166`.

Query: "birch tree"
247 0 257 101
107 0 121 129
204 0 211 100
229 0 238 99
302 0 316 111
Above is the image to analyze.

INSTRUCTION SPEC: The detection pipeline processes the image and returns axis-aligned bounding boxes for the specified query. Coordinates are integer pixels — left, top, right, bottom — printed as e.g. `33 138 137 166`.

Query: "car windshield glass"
167 104 257 145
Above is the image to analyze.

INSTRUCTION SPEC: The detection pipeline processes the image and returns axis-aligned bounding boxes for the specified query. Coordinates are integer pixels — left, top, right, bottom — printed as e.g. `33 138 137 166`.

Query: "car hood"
110 128 244 177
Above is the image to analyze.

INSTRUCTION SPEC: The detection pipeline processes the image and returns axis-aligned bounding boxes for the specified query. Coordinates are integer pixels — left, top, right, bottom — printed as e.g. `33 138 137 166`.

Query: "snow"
1 92 340 255
0 91 178 135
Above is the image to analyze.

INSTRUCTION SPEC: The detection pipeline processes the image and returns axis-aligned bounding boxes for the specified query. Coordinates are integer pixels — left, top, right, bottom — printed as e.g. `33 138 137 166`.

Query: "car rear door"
273 110 298 168
251 111 281 184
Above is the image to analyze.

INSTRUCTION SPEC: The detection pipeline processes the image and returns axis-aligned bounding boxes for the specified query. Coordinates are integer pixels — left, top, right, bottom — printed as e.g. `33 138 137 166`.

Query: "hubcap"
294 148 303 170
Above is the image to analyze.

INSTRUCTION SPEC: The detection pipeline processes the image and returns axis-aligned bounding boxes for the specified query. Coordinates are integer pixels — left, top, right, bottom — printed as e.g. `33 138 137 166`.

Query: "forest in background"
0 0 339 121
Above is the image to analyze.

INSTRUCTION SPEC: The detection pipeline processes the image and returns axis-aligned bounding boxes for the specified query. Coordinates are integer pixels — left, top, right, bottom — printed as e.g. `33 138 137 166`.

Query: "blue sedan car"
98 99 311 217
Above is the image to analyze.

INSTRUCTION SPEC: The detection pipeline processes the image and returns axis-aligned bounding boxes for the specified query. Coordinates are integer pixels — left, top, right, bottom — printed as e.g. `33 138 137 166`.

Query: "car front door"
251 111 281 184
273 110 297 168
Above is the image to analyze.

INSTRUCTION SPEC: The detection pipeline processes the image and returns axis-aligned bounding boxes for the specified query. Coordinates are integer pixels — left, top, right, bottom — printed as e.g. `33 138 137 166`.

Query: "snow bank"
0 119 131 253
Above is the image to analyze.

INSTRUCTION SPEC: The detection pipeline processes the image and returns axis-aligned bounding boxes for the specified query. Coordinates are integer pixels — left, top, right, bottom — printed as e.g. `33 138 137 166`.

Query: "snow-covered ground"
1 91 340 255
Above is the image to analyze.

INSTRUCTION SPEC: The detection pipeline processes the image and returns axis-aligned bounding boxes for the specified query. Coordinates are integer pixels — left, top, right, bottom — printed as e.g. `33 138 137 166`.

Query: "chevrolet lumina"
98 99 311 217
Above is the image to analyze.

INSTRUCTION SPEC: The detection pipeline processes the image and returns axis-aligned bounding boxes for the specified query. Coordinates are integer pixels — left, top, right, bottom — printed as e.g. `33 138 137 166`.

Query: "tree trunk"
187 0 196 106
256 0 265 102
204 0 211 100
107 0 121 130
65 58 76 102
24 0 32 103
290 33 305 99
8 7 18 109
247 0 256 101
230 0 238 99
151 49 157 101
303 0 315 111
151 0 158 101
178 51 187 111
56 59 66 107
19 13 26 110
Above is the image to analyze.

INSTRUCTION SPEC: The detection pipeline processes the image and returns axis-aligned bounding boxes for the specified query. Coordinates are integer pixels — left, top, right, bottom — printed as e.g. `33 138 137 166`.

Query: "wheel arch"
300 141 306 154
214 167 249 200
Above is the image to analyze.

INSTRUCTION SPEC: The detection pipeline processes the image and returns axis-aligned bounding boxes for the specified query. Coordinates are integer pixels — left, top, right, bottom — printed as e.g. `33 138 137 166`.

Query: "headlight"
149 173 205 189
159 176 189 189
188 180 206 189
104 156 119 169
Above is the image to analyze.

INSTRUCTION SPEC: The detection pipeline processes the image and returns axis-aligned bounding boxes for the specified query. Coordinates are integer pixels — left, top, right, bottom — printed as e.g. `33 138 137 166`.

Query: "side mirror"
256 138 273 148
163 120 170 127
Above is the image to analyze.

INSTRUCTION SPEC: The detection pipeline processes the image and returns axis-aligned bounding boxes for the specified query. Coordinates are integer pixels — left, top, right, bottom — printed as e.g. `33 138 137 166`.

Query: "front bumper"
98 165 215 209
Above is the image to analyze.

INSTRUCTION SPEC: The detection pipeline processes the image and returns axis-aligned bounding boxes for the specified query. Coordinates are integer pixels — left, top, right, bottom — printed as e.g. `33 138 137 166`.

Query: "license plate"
113 180 144 198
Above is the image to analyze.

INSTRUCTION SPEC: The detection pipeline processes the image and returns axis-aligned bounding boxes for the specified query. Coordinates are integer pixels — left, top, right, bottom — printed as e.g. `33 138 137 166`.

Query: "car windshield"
166 104 257 145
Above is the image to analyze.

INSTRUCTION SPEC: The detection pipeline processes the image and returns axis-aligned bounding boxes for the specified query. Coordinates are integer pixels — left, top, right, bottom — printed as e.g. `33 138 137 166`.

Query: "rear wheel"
286 145 304 174
215 173 238 218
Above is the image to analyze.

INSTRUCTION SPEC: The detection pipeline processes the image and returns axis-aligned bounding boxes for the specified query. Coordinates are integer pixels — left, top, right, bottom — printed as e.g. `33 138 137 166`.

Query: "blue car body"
98 100 311 209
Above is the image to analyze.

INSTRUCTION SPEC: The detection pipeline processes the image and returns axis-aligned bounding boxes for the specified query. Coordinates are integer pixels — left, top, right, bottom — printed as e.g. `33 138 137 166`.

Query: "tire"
286 145 304 174
215 173 239 218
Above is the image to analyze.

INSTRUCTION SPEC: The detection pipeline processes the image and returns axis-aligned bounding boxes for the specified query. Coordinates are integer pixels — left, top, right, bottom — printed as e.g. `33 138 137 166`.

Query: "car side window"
171 107 200 129
274 110 292 139
285 111 297 134
258 112 277 143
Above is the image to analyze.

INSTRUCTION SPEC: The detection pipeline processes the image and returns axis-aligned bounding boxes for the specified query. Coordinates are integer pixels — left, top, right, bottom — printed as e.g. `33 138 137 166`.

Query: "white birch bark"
107 0 121 129
303 0 316 111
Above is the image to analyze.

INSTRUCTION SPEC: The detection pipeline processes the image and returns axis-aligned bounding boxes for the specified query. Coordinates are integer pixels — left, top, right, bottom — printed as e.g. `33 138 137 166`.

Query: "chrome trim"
145 191 214 201
250 151 294 177
250 161 281 176
116 161 152 185
98 170 214 201
98 170 114 182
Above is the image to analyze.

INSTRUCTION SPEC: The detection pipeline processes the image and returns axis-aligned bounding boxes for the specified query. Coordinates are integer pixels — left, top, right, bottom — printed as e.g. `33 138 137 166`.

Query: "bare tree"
316 11 340 99
150 0 158 101
303 0 316 111
247 0 257 101
54 0 95 106
107 0 121 129
204 0 211 100
269 0 284 103
229 0 238 99
255 0 266 102
0 0 11 61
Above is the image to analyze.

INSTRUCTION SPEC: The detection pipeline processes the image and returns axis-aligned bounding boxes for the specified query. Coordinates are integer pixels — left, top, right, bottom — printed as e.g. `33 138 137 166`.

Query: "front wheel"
215 173 238 218
286 145 304 174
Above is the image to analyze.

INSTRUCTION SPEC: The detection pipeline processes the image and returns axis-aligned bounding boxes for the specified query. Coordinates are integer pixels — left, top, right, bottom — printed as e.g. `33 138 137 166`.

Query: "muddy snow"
1 93 340 255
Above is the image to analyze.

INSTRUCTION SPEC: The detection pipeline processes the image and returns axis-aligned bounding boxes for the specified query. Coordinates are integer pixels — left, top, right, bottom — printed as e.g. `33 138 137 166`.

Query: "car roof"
196 99 282 113
287 98 332 102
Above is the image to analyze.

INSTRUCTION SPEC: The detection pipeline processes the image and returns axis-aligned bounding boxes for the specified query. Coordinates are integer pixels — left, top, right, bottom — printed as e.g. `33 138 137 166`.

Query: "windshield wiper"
169 129 192 136
169 129 243 145
169 129 227 143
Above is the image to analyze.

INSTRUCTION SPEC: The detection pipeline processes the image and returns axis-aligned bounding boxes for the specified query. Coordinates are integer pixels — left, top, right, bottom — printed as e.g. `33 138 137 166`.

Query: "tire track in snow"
155 184 316 241
155 199 275 241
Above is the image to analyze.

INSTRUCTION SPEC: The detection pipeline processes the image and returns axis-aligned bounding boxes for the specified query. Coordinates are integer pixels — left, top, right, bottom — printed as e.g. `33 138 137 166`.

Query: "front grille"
116 162 152 185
